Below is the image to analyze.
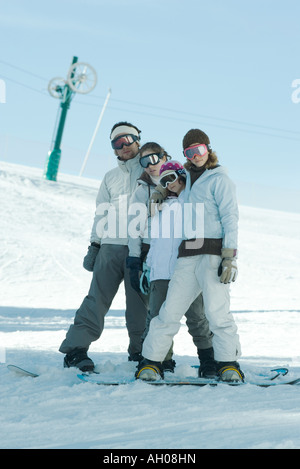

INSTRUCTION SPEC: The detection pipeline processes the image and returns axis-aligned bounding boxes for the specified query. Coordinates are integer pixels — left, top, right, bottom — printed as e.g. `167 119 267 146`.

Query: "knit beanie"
159 160 186 177
182 129 211 150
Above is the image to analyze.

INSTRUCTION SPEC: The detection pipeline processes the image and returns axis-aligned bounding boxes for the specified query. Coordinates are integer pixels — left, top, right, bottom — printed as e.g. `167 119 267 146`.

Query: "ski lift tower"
44 56 97 181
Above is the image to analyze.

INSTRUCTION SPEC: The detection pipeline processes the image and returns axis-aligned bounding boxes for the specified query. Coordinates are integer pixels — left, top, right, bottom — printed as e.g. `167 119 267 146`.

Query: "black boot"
197 347 217 379
162 359 176 373
63 348 95 372
128 352 143 363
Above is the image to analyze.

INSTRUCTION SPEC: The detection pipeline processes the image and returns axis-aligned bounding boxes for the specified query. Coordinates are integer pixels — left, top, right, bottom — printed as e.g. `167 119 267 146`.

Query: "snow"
0 161 300 450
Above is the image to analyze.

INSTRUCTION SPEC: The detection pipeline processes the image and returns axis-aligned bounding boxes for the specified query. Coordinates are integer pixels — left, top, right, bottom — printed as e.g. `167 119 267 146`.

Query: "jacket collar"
117 154 141 173
137 171 156 187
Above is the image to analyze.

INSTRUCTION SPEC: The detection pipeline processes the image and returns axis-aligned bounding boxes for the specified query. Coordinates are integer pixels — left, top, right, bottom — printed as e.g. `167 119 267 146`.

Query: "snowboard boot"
128 352 143 363
135 358 164 381
198 347 217 379
217 362 244 382
63 348 95 372
162 359 176 373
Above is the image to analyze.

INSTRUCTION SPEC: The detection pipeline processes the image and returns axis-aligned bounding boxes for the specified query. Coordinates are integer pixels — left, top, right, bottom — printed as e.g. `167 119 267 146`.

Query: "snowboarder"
136 129 244 382
126 141 170 295
59 122 148 371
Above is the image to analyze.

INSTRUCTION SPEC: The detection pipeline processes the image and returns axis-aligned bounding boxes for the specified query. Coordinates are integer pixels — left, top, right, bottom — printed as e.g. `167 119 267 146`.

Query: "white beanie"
110 125 140 141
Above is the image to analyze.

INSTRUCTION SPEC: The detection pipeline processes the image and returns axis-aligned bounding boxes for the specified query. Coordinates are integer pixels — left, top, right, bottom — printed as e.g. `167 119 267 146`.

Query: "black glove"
140 263 150 295
126 256 142 293
83 242 100 272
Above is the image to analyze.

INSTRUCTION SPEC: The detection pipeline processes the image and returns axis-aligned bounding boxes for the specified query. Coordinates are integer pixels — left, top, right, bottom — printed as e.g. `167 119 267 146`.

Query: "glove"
126 256 143 293
150 184 168 204
139 263 151 295
83 242 100 272
218 248 238 284
150 184 168 216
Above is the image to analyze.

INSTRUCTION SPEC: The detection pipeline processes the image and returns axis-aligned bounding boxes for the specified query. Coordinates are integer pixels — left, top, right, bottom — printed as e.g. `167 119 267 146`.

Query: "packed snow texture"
0 161 300 449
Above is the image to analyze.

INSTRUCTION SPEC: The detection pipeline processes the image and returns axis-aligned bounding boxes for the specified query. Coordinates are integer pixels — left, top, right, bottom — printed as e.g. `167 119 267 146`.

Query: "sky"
0 0 300 212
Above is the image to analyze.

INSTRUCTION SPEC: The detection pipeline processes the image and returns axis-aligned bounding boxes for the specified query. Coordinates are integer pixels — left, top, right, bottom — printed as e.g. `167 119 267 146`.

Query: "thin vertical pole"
79 88 111 177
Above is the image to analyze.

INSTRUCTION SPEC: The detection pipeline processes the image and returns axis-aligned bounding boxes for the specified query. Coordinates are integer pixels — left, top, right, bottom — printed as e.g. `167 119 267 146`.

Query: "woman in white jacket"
138 129 243 383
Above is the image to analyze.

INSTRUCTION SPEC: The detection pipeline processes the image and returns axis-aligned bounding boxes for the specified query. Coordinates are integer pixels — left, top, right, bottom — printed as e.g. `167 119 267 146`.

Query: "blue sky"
1 0 300 212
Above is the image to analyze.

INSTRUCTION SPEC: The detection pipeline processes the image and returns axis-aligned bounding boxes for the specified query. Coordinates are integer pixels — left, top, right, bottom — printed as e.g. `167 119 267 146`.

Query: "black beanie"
182 129 211 150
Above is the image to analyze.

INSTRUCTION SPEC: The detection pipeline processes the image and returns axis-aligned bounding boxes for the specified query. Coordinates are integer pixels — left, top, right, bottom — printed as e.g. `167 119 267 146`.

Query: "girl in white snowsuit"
137 129 243 383
127 145 214 375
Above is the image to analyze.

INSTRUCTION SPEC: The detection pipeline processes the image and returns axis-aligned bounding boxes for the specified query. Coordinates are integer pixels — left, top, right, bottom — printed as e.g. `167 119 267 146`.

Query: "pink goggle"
183 144 210 160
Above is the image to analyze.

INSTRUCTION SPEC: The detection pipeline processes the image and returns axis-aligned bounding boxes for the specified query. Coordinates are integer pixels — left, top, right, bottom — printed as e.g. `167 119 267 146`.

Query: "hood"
137 170 156 187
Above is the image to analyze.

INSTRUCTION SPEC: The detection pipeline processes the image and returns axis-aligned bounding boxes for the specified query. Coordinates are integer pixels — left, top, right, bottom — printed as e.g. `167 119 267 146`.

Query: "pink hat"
159 160 186 177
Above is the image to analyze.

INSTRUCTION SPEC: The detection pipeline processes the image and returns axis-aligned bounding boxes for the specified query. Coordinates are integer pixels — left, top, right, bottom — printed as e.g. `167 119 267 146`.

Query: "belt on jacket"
177 238 222 258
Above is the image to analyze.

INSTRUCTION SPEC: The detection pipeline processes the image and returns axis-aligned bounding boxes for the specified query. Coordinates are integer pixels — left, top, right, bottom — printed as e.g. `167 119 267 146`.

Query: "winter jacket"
146 193 185 282
90 156 143 245
182 165 238 250
127 172 158 257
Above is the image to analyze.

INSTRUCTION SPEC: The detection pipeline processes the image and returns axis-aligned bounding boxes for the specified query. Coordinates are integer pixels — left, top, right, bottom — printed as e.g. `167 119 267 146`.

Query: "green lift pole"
44 56 78 181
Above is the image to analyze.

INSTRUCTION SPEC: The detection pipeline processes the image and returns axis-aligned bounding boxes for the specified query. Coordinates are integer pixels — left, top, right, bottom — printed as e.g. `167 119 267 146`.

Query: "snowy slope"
0 161 300 450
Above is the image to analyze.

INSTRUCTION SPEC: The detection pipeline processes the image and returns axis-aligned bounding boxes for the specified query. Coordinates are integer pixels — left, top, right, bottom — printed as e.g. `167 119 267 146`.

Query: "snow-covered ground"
0 161 300 450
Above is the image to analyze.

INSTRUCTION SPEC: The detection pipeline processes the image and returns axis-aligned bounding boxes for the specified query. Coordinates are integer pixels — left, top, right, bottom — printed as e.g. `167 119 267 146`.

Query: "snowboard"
7 364 39 378
7 364 299 387
77 369 300 387
7 364 99 378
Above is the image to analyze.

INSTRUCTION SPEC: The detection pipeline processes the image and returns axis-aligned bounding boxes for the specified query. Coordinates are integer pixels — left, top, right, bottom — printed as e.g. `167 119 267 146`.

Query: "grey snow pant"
59 244 148 358
142 279 213 361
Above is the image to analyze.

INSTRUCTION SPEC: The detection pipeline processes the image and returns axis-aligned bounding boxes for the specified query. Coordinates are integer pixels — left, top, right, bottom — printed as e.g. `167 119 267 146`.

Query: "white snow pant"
142 255 241 362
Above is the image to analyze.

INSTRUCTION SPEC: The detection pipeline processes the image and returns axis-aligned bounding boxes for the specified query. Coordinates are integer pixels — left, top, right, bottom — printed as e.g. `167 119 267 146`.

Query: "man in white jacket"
59 122 148 371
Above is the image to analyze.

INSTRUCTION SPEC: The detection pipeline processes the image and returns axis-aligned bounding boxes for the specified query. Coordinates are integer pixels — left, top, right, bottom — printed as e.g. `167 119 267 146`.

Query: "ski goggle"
111 134 139 150
159 171 179 188
139 152 164 168
183 144 210 160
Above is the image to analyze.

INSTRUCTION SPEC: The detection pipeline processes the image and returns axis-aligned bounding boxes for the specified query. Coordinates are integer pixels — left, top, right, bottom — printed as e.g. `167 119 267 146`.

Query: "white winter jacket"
127 174 158 257
184 165 238 249
90 156 143 245
146 193 185 282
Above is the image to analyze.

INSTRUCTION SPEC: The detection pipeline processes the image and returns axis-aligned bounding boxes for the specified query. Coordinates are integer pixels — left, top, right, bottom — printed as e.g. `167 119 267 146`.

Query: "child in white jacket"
137 130 243 383
146 161 186 284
